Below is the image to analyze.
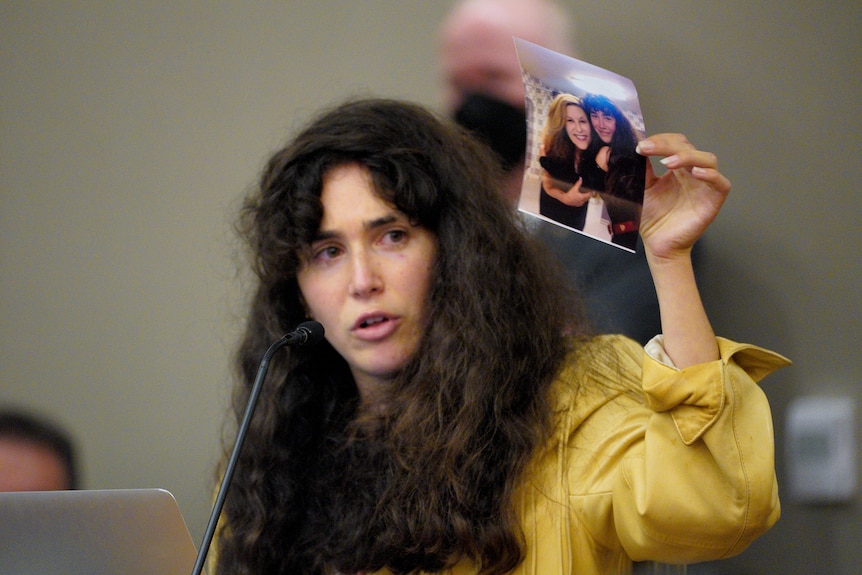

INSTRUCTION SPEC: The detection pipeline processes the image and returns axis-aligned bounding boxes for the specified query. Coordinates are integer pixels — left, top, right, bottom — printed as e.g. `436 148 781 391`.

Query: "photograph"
515 38 646 252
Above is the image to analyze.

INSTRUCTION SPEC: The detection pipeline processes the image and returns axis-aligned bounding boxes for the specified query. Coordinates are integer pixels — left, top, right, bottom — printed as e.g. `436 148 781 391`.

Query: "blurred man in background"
438 0 664 344
0 408 78 491
439 0 574 205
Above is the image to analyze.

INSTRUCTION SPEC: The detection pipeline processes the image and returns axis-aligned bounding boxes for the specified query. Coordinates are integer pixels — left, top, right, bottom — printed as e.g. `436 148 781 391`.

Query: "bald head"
0 437 71 491
439 0 574 112
0 410 77 491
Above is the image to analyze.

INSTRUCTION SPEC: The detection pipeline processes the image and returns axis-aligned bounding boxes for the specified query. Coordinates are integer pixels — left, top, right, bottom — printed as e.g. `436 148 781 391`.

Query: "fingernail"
636 141 653 155
660 155 678 166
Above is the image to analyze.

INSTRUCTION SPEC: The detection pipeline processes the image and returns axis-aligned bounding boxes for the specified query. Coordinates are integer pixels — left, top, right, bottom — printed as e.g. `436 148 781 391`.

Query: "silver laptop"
0 488 202 575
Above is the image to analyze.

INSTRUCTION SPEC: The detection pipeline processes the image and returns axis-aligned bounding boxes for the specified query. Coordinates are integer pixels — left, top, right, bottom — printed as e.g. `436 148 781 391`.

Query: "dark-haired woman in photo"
583 93 646 251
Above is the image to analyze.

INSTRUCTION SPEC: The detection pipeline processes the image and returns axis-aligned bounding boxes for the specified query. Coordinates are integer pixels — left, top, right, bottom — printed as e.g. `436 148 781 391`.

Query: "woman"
538 93 605 231
582 93 646 251
216 98 789 575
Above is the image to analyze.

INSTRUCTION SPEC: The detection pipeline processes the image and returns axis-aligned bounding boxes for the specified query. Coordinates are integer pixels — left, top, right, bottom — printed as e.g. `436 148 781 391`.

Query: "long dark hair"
581 93 646 203
217 98 586 575
581 93 639 154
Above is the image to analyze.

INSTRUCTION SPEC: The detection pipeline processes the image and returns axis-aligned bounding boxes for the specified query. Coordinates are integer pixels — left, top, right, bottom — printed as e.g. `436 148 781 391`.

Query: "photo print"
514 38 647 252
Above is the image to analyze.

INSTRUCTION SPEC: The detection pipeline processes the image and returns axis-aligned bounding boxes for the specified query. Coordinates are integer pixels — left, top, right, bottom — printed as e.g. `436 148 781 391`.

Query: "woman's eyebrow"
365 214 398 230
310 230 337 242
311 214 400 242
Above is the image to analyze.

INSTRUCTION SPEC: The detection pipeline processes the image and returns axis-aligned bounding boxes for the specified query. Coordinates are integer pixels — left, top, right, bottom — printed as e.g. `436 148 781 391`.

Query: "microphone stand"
190 321 323 575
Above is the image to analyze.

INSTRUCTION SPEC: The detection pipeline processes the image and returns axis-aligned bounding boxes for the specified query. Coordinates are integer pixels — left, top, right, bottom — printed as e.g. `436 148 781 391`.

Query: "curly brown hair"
216 98 588 575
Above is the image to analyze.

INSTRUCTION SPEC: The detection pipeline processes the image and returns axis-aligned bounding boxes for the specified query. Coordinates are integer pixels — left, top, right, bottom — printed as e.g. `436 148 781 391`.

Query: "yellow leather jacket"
373 334 790 575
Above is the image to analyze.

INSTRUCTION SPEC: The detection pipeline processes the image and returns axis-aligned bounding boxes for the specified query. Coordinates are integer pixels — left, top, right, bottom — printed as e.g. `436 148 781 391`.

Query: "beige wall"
2 2 859 573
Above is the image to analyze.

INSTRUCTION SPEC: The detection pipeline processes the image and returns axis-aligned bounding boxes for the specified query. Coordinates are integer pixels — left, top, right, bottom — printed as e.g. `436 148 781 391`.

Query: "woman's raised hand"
636 134 731 261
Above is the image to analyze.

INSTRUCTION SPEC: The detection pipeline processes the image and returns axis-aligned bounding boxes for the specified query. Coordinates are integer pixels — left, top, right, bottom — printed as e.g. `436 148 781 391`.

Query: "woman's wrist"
644 241 694 272
646 245 718 367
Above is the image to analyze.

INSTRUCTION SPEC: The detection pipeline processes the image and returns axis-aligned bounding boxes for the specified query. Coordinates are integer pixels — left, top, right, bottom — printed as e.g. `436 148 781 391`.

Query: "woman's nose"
348 250 383 297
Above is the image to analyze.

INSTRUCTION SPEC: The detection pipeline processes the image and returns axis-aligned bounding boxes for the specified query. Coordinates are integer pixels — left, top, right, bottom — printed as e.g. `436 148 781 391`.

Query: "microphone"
190 320 324 575
283 320 325 347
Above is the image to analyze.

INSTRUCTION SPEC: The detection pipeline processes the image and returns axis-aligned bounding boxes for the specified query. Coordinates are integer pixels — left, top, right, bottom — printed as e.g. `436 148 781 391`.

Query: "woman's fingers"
660 150 717 170
638 134 730 194
636 133 695 157
690 166 732 194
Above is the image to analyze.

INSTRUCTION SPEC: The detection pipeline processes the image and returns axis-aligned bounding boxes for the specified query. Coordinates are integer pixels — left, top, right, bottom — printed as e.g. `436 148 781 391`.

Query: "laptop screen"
0 488 201 575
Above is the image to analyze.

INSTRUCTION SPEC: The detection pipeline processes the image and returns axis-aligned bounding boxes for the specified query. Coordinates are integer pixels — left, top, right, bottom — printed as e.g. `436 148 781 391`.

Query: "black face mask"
453 93 527 171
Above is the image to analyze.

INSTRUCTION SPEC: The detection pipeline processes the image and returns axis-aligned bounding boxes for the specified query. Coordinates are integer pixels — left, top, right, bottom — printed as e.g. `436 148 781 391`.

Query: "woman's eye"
383 229 407 244
312 245 341 261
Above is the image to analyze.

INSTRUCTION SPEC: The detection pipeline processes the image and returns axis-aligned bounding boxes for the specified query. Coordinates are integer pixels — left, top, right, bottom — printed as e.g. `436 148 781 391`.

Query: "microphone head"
296 320 325 346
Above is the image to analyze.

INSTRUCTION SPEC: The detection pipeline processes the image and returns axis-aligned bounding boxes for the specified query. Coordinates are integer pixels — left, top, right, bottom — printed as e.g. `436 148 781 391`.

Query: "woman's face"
296 163 437 402
589 109 617 144
564 104 591 151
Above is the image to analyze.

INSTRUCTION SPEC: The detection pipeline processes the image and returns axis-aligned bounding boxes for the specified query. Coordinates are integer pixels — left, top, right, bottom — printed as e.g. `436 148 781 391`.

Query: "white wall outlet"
786 396 857 503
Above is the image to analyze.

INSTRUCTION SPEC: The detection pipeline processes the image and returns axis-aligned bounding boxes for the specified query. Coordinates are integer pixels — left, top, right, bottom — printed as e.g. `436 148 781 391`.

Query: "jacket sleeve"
610 336 791 564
